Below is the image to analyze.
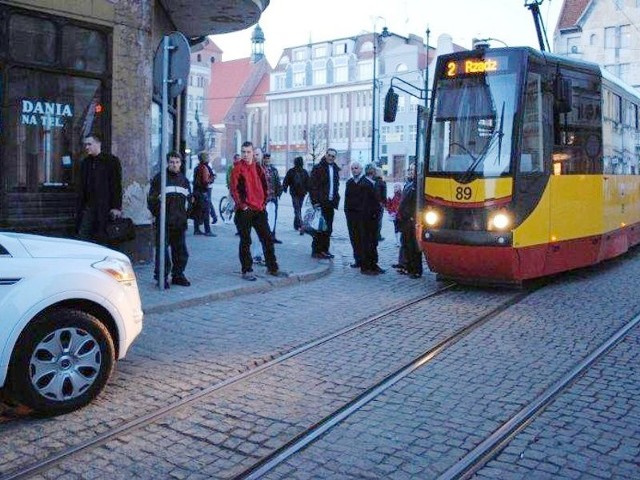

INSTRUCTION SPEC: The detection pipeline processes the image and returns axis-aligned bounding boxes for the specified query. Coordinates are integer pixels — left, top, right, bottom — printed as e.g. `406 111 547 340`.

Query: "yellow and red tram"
420 47 640 285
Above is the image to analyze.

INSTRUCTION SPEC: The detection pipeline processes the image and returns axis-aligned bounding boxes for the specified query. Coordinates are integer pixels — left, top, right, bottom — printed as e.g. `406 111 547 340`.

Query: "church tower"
251 24 265 63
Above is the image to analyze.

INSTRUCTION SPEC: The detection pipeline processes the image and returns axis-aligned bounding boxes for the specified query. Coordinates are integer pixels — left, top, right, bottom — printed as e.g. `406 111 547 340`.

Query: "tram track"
437 309 640 480
235 289 536 480
1 283 462 479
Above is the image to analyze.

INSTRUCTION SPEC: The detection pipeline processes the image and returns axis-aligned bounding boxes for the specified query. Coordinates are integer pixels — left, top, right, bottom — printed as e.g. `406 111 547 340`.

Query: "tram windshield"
429 72 518 178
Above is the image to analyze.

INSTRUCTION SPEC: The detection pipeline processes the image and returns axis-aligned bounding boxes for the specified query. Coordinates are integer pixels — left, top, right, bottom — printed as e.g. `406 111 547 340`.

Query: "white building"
267 30 434 180
554 0 640 90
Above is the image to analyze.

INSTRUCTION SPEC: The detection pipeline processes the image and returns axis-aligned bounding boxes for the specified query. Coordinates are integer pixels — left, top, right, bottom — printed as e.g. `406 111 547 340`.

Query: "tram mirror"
555 77 573 113
384 88 399 123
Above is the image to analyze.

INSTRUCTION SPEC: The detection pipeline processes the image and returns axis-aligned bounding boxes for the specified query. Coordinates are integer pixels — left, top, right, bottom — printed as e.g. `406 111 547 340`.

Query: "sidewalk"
135 219 331 315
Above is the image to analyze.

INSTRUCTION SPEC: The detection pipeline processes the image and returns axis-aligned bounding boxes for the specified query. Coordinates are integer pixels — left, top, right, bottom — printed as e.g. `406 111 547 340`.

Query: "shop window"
9 14 56 64
62 25 107 73
4 68 104 190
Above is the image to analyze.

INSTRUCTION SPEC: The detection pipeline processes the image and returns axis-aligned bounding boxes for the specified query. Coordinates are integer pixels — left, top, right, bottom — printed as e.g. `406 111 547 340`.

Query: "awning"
159 0 270 38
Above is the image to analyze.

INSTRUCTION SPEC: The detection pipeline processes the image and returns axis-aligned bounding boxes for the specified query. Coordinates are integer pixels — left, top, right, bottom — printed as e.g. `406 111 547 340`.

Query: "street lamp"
372 23 391 163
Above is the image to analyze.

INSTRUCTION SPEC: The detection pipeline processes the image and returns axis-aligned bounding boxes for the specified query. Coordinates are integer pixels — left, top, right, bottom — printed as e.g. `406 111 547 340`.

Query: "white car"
0 232 143 415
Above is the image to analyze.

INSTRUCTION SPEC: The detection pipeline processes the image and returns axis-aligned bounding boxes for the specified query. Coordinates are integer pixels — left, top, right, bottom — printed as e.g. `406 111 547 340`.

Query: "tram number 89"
456 186 473 200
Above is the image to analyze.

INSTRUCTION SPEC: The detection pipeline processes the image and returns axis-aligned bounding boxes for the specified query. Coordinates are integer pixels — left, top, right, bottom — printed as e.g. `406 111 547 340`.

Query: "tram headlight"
424 209 440 227
489 211 511 231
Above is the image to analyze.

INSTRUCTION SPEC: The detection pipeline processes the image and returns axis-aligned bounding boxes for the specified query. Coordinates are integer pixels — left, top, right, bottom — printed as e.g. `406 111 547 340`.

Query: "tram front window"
429 73 518 177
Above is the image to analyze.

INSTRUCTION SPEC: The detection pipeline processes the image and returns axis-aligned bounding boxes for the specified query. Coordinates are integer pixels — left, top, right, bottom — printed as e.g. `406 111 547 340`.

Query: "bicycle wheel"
219 196 232 223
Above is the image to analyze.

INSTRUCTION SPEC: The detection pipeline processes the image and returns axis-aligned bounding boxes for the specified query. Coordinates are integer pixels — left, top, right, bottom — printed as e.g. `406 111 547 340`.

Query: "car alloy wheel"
8 308 115 416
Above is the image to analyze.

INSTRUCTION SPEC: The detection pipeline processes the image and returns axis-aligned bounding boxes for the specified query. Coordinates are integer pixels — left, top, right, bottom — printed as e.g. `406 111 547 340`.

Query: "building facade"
554 0 640 90
206 26 271 171
0 0 269 259
266 31 432 179
185 39 222 177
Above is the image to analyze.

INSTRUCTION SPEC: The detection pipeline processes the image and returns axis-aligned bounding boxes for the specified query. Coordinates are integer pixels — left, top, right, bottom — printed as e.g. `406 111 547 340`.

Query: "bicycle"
218 195 235 223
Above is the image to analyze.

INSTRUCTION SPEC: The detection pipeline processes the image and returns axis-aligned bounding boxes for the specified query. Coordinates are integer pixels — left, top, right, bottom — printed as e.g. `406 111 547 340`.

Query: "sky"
211 0 565 65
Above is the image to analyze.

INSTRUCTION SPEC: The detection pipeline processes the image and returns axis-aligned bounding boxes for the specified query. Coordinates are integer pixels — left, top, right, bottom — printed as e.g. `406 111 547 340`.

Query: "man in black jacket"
398 164 422 278
309 148 340 258
344 161 365 268
360 163 385 275
148 152 192 288
76 134 122 245
282 156 309 232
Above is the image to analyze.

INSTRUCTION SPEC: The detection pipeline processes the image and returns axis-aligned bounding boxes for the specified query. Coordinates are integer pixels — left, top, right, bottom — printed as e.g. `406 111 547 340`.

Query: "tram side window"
552 71 602 175
520 73 543 173
603 91 640 174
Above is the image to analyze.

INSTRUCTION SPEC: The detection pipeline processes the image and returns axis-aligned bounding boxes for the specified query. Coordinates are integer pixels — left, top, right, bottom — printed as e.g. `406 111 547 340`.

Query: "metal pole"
158 35 169 289
424 27 430 108
371 30 377 163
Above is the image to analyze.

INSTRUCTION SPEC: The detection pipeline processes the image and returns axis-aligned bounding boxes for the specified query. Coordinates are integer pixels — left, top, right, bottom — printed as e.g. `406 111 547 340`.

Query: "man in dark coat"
308 148 341 258
344 161 365 268
360 163 385 275
398 164 423 278
148 152 192 288
76 134 123 245
282 156 309 233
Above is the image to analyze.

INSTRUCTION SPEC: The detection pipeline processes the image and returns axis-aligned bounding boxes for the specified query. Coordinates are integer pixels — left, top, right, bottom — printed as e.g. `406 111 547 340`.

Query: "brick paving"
2 181 640 479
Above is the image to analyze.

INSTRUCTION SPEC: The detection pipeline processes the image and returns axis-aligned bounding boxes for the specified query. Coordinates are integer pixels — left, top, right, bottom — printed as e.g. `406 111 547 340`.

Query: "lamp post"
371 21 390 163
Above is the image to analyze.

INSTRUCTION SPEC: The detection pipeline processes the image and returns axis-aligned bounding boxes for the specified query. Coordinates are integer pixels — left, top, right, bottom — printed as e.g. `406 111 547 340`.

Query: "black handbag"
105 217 136 243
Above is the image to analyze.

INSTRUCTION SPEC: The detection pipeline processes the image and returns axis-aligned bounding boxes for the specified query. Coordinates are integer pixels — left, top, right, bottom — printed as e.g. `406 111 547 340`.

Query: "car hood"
4 232 128 260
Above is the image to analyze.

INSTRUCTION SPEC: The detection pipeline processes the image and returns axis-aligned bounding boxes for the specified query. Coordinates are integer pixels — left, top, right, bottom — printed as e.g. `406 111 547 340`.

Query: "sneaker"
204 232 217 237
171 276 191 287
253 255 264 264
267 269 289 278
194 230 203 236
374 265 386 274
409 273 422 279
323 252 335 259
350 263 360 268
242 272 257 281
273 238 283 244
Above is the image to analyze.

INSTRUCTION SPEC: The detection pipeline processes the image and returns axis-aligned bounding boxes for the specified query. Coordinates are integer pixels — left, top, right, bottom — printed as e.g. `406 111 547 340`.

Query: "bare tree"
306 124 327 165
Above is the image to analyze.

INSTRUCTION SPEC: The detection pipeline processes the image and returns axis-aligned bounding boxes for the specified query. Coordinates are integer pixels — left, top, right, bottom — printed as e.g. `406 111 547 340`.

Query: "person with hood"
148 151 192 288
308 148 341 258
282 156 309 233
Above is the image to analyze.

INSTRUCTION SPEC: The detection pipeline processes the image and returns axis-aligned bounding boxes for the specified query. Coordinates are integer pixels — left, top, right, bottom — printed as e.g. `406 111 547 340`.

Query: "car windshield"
428 73 518 178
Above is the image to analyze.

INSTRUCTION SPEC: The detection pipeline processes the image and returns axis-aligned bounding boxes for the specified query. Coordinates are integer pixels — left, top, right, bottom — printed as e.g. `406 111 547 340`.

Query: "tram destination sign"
445 55 511 78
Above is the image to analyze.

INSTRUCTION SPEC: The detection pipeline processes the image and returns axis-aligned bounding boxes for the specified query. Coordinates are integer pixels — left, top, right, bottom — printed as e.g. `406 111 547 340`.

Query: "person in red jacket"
229 141 286 281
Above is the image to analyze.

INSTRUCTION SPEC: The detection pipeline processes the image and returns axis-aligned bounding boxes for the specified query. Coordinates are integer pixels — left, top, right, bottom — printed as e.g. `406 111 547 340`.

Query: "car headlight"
92 257 136 283
489 211 511 231
424 209 440 227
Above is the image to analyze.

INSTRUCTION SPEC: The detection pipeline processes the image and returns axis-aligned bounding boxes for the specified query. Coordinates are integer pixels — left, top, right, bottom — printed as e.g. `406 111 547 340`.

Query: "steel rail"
437 309 640 480
237 290 536 480
2 284 456 480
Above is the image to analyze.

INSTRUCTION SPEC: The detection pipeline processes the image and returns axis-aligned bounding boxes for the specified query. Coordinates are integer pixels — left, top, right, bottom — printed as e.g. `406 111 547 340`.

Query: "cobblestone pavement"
261 253 640 480
2 181 640 479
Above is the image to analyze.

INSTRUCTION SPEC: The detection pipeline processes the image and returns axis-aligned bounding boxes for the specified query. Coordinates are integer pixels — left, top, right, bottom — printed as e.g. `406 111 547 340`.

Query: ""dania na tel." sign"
21 99 73 128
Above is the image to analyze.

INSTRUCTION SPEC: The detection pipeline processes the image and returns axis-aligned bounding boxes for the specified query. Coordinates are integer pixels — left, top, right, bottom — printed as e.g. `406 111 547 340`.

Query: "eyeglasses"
326 154 336 158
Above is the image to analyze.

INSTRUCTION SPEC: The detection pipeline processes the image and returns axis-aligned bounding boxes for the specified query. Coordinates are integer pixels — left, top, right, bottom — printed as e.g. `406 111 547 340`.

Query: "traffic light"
383 88 398 123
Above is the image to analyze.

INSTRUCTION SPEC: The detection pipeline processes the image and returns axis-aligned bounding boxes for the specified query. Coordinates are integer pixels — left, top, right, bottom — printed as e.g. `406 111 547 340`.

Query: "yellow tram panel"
512 183 551 248
548 175 604 242
424 177 513 204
